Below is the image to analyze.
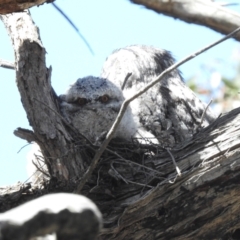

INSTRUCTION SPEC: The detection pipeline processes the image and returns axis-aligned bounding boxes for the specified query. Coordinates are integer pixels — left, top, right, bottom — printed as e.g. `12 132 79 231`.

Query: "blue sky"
0 0 240 185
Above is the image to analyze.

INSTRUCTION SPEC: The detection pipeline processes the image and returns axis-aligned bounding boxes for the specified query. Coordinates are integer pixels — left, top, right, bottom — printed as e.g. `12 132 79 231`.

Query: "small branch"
0 59 14 69
166 148 181 176
200 99 213 126
121 72 132 90
76 26 240 192
52 3 94 55
14 128 36 143
17 143 31 154
219 3 239 7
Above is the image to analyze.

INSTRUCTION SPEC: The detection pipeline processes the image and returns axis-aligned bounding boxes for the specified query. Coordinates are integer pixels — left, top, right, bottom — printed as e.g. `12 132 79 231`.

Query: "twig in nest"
24 154 50 185
114 161 165 181
111 163 154 188
32 161 49 178
141 176 156 194
106 148 164 177
121 72 132 90
76 26 240 193
168 174 179 184
110 163 129 184
166 148 181 177
126 179 153 189
97 166 102 186
33 154 49 176
199 99 213 127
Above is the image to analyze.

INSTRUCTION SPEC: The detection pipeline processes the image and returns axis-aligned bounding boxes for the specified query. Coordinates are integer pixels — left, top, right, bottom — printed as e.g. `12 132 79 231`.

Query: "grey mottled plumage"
60 76 138 142
60 45 215 146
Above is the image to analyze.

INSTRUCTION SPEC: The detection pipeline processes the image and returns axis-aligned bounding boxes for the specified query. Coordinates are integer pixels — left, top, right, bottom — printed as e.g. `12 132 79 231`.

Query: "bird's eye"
98 95 110 103
74 98 88 106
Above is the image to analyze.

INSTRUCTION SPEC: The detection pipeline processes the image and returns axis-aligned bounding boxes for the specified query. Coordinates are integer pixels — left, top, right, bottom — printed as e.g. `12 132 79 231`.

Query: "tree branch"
0 0 51 14
0 11 87 182
13 128 36 143
131 0 240 41
0 59 14 69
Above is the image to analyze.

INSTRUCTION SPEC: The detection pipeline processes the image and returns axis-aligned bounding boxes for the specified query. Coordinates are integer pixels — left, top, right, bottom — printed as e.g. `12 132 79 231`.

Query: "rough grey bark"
0 11 87 182
130 0 240 42
97 108 240 239
1 9 240 240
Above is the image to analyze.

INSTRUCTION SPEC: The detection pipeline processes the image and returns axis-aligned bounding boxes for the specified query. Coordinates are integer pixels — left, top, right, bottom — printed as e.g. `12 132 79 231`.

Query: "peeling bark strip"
130 0 240 42
0 12 88 181
0 0 50 14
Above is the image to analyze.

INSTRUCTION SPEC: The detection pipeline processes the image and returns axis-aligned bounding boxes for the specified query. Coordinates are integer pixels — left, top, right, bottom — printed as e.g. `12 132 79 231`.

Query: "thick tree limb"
0 0 51 14
131 0 240 41
98 108 240 239
1 0 240 44
0 107 240 239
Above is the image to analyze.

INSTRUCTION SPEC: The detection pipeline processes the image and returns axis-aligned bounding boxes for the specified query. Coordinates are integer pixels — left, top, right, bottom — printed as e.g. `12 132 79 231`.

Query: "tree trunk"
0 11 93 182
1 9 240 240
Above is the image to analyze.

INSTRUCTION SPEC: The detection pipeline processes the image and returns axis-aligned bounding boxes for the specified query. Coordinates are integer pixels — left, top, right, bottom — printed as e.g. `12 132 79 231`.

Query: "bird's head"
59 76 137 142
